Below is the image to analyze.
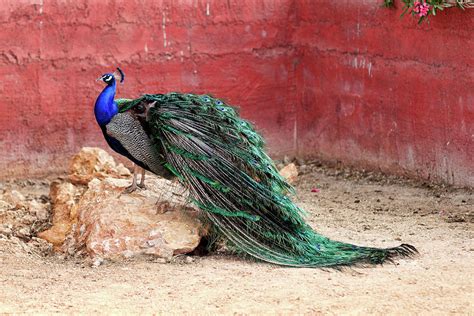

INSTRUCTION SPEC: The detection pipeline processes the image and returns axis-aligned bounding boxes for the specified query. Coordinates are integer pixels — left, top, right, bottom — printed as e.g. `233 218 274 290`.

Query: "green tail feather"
120 93 417 267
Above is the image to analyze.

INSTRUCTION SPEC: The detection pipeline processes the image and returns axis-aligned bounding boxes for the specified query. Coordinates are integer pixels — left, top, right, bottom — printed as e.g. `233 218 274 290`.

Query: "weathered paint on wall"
293 1 473 186
0 0 472 186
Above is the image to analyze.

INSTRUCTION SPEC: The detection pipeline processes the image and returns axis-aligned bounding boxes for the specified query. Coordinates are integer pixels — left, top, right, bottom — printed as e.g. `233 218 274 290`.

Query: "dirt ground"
0 163 472 314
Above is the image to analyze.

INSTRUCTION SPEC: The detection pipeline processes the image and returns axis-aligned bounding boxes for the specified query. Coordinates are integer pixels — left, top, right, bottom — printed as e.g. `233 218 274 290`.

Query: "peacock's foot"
137 183 146 190
123 183 140 194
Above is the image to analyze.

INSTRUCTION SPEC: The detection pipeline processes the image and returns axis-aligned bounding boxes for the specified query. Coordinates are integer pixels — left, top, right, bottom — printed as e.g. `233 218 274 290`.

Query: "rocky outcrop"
37 147 204 261
62 177 203 260
0 188 50 241
68 147 131 185
37 182 81 250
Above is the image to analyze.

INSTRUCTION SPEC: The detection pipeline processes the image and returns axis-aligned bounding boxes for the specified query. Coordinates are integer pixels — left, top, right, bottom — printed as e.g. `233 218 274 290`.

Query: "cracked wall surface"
0 0 472 186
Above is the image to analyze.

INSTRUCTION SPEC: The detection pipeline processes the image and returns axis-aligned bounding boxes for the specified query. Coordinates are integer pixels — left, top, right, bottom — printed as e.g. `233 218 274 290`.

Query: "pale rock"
68 147 131 185
0 224 12 236
38 147 205 260
37 182 80 249
20 214 37 225
27 200 45 213
1 190 27 209
91 257 104 268
0 199 10 210
16 227 31 239
9 190 26 202
29 237 53 256
33 205 50 222
63 176 203 260
279 163 299 184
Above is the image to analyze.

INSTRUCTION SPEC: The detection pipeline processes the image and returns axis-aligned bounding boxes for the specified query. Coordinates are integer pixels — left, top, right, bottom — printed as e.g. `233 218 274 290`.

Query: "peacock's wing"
105 111 170 177
125 93 416 267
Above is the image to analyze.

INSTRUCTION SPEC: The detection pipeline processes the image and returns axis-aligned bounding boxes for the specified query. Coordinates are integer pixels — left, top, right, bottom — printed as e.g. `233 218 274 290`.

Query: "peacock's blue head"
96 67 125 86
97 73 115 86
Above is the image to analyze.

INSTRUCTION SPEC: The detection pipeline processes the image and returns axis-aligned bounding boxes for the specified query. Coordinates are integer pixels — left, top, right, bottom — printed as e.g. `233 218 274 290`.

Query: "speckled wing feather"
106 112 170 177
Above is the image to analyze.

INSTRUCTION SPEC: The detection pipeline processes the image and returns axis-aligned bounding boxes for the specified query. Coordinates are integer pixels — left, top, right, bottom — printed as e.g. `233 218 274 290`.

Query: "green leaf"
400 6 410 18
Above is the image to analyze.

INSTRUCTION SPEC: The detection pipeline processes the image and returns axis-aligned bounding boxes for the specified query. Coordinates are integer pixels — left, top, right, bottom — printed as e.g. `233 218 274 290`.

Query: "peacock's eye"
216 106 227 112
202 97 211 102
215 100 223 105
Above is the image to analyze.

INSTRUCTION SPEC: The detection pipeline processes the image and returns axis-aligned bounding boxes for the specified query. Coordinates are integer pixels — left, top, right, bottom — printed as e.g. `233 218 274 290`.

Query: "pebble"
91 257 104 268
17 227 32 239
299 165 308 174
0 224 12 236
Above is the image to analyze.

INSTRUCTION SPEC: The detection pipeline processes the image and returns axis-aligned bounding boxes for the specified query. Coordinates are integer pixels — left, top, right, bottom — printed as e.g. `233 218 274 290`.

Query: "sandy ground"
0 164 473 314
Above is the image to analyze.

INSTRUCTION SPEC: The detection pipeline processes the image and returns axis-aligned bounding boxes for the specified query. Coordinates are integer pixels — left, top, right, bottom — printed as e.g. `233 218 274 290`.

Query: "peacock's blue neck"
94 82 118 126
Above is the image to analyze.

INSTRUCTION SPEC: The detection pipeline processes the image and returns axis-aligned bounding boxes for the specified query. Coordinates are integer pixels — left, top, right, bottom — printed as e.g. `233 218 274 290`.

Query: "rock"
68 147 131 185
0 224 13 236
29 237 53 256
299 164 309 174
20 214 37 225
38 182 80 249
16 226 32 239
33 205 50 222
1 190 26 209
295 158 305 166
0 187 52 242
37 147 206 261
91 257 104 268
62 176 204 260
0 199 10 210
279 163 299 184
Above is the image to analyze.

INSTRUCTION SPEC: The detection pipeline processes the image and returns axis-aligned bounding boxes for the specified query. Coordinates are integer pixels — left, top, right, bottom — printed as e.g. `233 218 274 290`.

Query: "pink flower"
413 0 431 17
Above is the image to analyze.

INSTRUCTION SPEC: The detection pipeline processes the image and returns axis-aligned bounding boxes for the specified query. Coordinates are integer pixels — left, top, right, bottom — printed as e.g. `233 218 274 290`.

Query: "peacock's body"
94 69 417 267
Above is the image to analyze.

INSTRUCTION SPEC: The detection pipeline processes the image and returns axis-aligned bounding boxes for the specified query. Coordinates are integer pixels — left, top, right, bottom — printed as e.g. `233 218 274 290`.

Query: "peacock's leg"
124 164 138 193
138 168 146 189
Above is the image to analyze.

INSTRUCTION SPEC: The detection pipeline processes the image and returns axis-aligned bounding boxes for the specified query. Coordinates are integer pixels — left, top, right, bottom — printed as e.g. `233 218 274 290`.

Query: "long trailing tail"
130 93 417 267
210 214 417 267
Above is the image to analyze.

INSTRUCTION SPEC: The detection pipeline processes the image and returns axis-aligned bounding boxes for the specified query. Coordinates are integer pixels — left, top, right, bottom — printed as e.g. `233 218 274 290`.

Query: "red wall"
0 0 472 186
293 1 474 186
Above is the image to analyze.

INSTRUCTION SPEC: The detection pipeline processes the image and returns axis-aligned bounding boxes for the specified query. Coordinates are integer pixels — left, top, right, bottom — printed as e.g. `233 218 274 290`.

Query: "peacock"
93 68 417 267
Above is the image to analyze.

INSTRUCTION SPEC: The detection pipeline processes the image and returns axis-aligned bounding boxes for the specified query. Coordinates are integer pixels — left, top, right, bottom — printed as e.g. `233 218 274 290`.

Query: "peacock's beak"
96 76 103 82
